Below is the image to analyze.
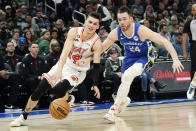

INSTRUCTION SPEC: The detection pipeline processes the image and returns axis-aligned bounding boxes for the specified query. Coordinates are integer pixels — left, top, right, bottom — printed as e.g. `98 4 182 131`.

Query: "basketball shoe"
187 83 196 100
104 97 131 122
68 95 77 108
10 114 26 127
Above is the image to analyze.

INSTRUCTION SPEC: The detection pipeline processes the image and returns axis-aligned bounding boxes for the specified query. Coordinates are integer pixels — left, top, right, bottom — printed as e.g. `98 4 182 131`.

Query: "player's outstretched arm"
102 28 118 53
138 25 184 72
50 28 76 82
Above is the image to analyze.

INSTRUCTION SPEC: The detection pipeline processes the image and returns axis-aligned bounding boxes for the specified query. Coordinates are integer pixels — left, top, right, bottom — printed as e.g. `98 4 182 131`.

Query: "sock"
22 111 29 120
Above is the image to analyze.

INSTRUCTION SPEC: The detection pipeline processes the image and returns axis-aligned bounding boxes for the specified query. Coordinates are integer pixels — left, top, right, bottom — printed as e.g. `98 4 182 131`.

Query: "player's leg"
10 78 51 127
104 63 143 122
187 72 196 99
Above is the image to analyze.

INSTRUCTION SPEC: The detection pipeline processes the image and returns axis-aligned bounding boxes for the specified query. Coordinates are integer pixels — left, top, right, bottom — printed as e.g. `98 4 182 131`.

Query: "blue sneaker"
187 84 196 100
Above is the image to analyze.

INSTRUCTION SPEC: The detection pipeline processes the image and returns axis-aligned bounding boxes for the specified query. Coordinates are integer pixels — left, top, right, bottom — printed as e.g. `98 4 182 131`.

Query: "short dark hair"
118 5 133 16
29 42 38 48
87 12 101 22
159 24 167 31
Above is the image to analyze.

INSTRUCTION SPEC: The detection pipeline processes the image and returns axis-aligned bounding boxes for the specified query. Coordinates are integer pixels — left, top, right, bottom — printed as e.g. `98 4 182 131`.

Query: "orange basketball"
49 98 70 120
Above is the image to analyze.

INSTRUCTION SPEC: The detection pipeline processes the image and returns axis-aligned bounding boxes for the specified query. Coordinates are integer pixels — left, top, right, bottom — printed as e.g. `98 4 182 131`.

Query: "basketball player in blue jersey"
102 6 184 122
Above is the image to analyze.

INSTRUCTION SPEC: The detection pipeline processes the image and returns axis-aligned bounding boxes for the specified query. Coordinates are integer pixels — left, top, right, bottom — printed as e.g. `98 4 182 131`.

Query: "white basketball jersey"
66 27 100 71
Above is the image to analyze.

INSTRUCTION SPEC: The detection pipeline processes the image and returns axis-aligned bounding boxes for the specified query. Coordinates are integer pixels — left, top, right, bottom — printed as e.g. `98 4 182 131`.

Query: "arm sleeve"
91 63 100 86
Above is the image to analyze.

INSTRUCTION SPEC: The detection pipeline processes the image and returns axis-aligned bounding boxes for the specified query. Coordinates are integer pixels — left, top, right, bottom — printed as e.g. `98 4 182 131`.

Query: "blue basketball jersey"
117 23 154 73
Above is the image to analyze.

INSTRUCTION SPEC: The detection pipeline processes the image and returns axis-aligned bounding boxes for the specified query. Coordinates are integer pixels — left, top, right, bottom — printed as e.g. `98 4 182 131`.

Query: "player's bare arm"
138 25 184 72
50 28 76 82
102 28 118 53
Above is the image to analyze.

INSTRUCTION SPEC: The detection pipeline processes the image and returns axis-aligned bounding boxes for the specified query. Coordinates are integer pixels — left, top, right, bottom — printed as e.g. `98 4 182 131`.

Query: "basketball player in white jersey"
10 12 102 127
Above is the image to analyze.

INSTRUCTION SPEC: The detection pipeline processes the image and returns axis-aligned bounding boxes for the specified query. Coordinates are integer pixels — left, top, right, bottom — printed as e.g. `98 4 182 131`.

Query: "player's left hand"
91 86 100 99
172 60 184 72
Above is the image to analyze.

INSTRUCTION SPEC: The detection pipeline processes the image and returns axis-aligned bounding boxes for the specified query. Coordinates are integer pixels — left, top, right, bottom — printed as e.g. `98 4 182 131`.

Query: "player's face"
117 12 133 31
85 16 100 34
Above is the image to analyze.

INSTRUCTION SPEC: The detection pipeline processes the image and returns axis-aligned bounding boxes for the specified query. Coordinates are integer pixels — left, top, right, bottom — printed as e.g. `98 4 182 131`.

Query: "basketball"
49 98 70 120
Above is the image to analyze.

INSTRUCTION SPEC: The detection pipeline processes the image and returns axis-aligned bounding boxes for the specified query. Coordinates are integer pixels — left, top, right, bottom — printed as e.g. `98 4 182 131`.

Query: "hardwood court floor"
1 99 196 131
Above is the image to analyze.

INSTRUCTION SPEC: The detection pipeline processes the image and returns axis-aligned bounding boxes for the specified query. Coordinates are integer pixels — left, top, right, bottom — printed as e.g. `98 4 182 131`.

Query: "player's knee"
122 64 142 82
31 78 50 101
53 79 73 98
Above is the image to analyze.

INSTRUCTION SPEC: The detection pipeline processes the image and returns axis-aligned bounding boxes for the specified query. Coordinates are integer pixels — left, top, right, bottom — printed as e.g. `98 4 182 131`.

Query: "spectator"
168 14 179 36
37 30 50 56
10 1 18 17
44 39 61 72
155 24 171 57
21 42 45 96
4 42 22 71
32 11 44 29
132 6 143 22
143 19 156 32
14 9 23 31
98 26 108 42
90 0 112 32
43 23 51 32
15 37 29 57
9 31 20 47
21 14 40 34
104 47 122 98
162 10 170 25
55 19 67 47
24 30 33 46
50 29 58 41
20 5 28 20
0 21 7 46
172 32 183 56
2 42 21 109
132 0 144 15
5 5 13 20
0 10 7 22
48 11 57 27
6 18 15 40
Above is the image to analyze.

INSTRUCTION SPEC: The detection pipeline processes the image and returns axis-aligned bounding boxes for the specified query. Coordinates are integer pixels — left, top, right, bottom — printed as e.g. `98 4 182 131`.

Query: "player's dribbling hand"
172 60 184 73
91 86 100 99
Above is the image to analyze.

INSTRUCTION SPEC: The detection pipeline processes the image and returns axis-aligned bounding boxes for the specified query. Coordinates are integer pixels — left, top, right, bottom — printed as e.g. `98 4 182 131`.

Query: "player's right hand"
172 60 184 73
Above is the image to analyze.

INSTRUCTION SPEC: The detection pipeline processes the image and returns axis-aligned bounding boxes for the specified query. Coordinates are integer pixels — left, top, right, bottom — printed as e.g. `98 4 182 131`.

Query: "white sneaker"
68 95 75 107
187 84 196 100
104 105 118 122
118 97 131 114
10 114 26 127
